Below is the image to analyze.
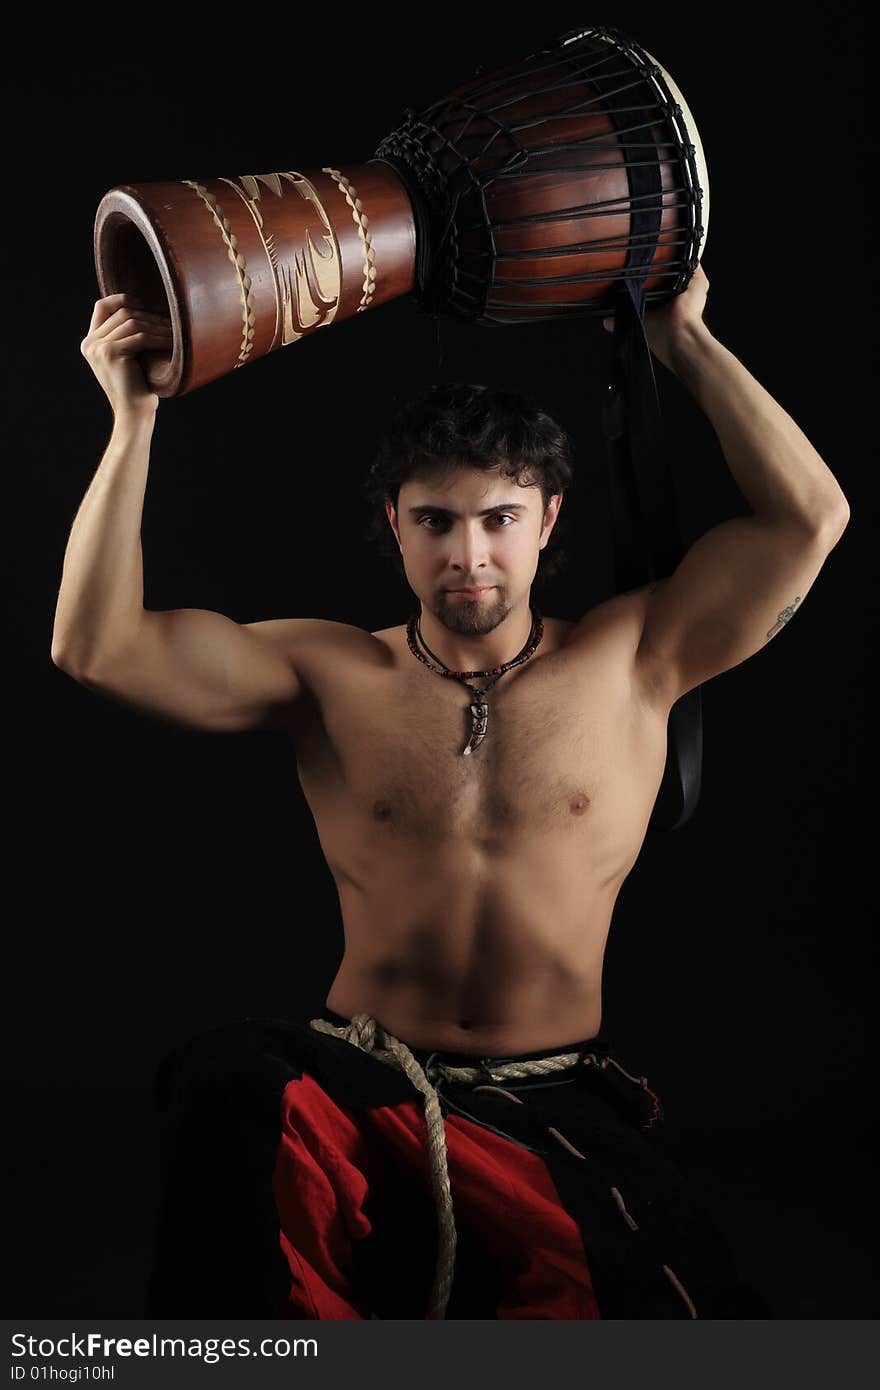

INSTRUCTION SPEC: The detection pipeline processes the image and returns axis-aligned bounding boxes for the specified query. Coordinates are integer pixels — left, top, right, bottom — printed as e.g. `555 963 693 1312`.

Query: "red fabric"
272 1071 599 1319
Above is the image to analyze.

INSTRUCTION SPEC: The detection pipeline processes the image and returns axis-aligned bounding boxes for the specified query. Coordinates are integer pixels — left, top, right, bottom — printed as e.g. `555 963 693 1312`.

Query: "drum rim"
642 47 710 258
582 29 710 260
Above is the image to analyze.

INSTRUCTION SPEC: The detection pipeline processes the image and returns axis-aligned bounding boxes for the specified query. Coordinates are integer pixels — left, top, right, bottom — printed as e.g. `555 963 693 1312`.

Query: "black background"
6 1 874 1317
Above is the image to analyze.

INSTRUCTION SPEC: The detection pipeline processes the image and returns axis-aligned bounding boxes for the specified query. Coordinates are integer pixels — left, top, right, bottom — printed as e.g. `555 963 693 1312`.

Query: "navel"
569 792 591 816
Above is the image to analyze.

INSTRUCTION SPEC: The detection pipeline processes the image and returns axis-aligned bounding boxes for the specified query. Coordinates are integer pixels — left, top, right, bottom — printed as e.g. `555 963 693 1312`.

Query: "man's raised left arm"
625 264 850 703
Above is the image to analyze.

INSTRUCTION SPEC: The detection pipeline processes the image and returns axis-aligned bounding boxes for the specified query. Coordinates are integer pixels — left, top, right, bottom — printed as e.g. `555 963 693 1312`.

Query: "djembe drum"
93 22 707 830
93 23 708 393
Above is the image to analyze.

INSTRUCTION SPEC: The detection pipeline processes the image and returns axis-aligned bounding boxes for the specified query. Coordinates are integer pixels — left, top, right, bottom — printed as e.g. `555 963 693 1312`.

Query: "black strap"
599 78 703 833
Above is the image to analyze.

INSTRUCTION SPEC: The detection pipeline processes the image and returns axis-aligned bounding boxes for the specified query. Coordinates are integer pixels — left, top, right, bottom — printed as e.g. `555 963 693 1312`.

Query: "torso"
281 596 671 1056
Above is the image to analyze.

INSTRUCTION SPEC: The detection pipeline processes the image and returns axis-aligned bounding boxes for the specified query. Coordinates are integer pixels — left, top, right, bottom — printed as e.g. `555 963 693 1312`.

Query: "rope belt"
308 1012 697 1319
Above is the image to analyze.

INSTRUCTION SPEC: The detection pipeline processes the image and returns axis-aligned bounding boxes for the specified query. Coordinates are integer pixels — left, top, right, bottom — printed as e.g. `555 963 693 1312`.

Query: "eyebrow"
407 503 529 517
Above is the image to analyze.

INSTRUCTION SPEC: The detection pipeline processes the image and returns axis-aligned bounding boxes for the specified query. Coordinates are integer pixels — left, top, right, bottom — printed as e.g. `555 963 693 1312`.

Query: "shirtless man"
52 266 850 1318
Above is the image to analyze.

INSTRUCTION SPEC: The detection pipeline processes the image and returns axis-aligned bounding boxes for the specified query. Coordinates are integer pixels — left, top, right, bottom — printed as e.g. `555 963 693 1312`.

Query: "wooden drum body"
94 166 416 397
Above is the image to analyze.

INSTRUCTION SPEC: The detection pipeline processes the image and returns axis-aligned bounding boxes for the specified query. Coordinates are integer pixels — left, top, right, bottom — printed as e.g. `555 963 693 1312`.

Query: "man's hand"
602 261 712 372
81 293 172 421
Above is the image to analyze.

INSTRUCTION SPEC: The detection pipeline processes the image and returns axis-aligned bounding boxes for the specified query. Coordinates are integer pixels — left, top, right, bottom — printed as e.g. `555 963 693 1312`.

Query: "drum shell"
93 164 416 398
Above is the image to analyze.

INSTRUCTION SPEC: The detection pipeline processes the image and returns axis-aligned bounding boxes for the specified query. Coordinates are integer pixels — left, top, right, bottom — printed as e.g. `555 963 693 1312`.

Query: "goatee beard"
432 588 511 636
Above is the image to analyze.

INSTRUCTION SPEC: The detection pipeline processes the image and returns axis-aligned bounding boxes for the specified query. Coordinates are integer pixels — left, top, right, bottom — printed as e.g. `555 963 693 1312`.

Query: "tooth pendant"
462 696 489 756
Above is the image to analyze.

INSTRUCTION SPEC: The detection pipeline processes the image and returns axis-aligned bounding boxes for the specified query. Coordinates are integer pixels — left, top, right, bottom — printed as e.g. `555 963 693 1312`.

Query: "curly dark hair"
363 382 575 594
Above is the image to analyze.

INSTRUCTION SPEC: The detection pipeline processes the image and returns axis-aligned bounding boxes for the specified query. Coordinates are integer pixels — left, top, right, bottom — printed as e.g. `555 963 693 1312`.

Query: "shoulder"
243 616 384 660
242 617 389 696
240 618 388 732
567 582 658 642
565 583 670 705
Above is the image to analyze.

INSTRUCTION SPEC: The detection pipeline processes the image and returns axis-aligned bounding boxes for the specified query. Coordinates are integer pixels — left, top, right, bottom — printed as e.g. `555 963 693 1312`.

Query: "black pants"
145 1011 770 1318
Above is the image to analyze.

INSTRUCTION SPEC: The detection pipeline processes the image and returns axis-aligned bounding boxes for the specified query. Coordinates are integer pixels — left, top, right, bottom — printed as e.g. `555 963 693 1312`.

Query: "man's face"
386 465 562 637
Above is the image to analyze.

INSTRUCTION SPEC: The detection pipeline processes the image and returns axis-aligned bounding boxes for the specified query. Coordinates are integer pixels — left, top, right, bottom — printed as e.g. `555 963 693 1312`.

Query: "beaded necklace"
405 604 544 755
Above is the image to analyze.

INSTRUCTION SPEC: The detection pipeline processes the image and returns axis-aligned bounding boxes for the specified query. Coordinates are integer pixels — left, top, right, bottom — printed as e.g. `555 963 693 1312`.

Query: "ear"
385 499 402 549
540 491 564 548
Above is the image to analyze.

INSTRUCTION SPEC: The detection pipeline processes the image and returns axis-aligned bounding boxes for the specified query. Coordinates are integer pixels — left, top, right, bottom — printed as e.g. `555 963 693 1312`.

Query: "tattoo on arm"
766 596 802 640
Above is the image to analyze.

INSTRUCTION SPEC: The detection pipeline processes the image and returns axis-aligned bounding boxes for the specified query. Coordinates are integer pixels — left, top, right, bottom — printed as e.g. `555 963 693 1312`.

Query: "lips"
448 586 493 598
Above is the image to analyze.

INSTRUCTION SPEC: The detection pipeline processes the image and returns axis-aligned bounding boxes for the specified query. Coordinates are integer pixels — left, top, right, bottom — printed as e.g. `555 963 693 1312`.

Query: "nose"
448 522 491 579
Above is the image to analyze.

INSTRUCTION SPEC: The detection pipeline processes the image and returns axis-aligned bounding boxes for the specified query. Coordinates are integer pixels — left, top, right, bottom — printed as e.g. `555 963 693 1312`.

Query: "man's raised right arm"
51 293 309 733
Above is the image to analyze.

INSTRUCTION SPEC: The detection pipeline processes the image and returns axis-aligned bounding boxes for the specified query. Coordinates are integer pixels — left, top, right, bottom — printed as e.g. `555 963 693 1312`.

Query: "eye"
417 514 515 529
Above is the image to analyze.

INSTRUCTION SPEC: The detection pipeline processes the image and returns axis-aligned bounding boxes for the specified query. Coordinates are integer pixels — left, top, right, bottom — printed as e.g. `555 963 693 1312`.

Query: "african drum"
93 24 708 397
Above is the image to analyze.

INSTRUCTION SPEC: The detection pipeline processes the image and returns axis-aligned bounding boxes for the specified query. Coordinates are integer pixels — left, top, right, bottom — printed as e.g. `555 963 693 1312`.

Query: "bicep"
69 609 308 732
635 515 846 703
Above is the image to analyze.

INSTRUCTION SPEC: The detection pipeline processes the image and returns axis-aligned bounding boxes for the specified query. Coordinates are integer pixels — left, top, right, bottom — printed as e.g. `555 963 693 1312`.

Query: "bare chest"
290 632 665 845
